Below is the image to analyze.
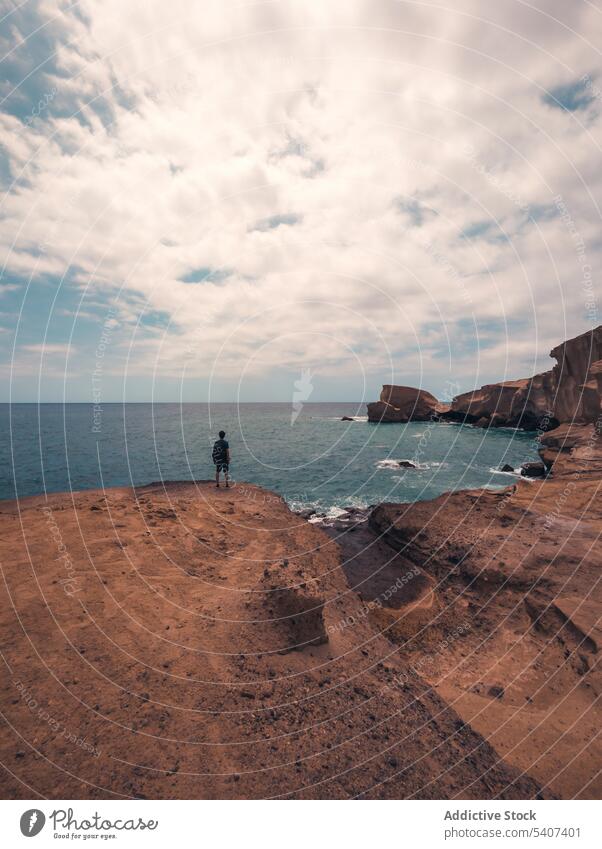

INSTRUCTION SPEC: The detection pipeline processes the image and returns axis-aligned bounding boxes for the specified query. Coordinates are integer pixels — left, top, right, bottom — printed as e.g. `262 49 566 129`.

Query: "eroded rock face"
366 326 601 430
538 421 602 476
367 384 441 422
446 325 601 430
446 377 557 430
365 477 602 798
0 481 544 800
551 329 602 422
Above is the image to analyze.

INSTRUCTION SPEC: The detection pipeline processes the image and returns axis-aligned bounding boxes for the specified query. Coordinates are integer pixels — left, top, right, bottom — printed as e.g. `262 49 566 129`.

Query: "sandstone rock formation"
446 324 601 430
551 326 602 422
0 481 544 800
365 455 602 798
320 408 602 798
358 326 602 799
538 421 602 477
367 326 601 430
444 376 558 430
367 384 441 422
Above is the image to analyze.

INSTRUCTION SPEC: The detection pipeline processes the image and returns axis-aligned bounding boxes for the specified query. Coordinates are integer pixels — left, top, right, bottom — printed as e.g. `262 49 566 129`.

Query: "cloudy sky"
1 0 601 402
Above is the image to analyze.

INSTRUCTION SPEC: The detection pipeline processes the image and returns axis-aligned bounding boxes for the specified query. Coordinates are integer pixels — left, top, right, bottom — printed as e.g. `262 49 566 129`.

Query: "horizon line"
0 400 368 405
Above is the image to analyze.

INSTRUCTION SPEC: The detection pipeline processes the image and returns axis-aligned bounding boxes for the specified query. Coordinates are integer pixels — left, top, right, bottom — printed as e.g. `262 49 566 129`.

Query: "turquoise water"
0 403 541 510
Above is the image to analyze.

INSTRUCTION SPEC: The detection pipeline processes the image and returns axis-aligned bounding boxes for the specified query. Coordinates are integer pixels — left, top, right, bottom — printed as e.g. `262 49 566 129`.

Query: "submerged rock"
521 462 546 478
500 464 515 472
398 460 416 468
295 508 316 520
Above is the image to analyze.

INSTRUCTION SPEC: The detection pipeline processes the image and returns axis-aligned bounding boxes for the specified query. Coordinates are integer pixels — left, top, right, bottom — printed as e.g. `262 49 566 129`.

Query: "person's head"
219 430 225 439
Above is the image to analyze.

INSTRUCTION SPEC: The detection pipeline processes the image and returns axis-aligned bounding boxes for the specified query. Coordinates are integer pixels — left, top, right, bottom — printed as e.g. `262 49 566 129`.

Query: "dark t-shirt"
212 438 229 464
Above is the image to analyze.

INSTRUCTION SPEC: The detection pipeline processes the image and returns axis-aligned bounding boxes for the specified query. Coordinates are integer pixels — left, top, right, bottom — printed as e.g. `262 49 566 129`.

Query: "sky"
0 0 601 403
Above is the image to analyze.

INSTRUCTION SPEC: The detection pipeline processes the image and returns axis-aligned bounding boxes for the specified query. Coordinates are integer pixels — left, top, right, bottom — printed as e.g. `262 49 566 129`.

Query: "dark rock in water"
296 508 316 520
500 464 515 473
474 417 490 428
521 462 546 478
398 460 416 468
440 408 479 424
341 416 354 421
342 506 371 519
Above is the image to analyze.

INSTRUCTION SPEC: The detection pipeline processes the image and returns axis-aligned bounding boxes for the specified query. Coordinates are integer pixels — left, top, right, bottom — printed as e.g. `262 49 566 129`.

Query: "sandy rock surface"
0 481 544 800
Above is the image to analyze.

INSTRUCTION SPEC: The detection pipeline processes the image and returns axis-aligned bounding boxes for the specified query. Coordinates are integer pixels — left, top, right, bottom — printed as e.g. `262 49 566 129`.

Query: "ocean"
0 403 541 511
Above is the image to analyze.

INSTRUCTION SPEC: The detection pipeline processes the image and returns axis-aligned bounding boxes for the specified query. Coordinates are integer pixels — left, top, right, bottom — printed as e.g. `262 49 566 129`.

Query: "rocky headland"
1 326 600 800
0 482 545 800
367 385 445 423
367 325 601 430
356 324 601 797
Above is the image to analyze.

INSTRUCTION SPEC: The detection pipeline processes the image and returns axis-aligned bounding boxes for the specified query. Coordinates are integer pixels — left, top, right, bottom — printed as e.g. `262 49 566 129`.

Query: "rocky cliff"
362 453 602 798
447 325 601 430
367 326 601 431
350 325 602 798
0 481 544 800
318 409 602 799
550 326 602 422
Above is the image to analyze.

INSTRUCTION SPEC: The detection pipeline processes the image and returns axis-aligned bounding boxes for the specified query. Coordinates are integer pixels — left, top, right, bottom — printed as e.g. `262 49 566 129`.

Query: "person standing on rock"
212 430 230 488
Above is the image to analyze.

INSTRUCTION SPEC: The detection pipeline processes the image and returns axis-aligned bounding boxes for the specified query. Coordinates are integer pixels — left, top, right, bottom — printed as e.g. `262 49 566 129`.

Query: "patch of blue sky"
136 308 172 330
250 213 300 232
0 7 69 124
0 274 112 349
542 79 594 112
425 316 525 360
0 4 134 133
395 197 437 227
459 219 510 244
525 203 558 223
179 267 232 284
0 146 12 190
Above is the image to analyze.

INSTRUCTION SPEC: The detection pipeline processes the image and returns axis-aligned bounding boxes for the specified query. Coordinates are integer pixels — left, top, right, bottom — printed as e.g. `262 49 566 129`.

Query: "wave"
291 495 370 519
376 459 446 471
488 466 521 477
375 459 407 469
308 505 348 523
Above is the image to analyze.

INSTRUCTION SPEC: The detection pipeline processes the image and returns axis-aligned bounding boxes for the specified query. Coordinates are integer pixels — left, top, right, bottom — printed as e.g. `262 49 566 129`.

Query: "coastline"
0 478 550 800
1 325 600 799
1 417 600 799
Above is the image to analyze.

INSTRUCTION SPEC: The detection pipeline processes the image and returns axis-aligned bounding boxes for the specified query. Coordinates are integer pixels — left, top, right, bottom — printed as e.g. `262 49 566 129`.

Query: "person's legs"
215 466 220 487
224 465 230 488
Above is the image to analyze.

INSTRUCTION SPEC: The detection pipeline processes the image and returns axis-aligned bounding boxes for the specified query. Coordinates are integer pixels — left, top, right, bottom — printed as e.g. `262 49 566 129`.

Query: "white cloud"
1 0 601 398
